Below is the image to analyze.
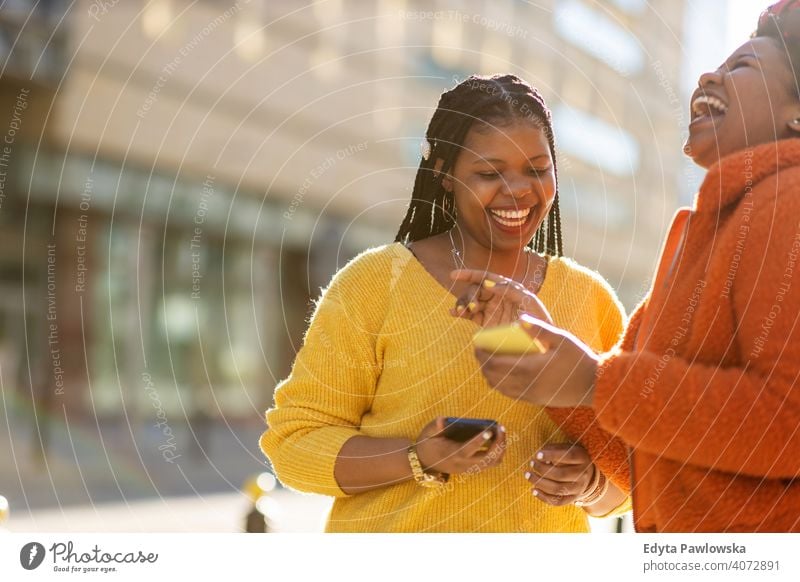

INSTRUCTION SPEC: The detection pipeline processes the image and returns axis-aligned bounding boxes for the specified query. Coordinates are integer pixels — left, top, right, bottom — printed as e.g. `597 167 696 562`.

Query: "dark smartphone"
442 417 497 451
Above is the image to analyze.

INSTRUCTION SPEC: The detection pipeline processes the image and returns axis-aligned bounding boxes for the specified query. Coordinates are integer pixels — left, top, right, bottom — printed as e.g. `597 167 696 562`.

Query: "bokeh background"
0 0 762 532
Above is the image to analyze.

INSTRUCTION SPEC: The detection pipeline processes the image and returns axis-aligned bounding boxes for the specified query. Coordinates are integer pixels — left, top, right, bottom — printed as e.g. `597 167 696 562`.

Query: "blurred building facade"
0 0 697 425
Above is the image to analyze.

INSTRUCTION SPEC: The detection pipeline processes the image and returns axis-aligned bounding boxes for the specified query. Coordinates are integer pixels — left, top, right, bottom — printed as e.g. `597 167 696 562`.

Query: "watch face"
421 474 445 487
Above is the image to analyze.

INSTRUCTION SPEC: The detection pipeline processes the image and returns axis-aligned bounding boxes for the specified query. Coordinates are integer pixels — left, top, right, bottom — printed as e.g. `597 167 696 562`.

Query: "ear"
433 158 453 192
787 106 800 135
441 175 454 192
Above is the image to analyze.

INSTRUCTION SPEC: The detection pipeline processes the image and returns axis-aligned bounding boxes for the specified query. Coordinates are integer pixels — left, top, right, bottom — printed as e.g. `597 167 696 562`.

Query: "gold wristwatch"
408 444 448 487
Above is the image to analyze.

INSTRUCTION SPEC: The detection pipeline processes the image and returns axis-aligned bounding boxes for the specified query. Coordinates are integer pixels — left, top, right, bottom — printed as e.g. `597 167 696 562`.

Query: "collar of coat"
694 137 800 213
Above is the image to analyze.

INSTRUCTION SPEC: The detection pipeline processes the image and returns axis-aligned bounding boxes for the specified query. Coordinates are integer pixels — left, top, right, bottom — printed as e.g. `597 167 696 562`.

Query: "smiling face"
685 37 800 169
441 118 556 253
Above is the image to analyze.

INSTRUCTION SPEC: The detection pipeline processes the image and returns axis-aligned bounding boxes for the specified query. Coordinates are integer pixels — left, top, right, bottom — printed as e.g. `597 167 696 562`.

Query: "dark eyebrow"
472 154 551 165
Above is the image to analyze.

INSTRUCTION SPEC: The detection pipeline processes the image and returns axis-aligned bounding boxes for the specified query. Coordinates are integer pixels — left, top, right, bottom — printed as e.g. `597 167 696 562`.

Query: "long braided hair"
394 74 563 257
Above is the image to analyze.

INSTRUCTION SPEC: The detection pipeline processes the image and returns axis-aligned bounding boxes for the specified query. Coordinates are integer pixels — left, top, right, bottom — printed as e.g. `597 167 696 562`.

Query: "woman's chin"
683 138 717 169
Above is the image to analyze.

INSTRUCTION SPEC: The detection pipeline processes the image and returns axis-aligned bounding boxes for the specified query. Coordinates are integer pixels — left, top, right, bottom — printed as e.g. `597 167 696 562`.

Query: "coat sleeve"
547 285 648 495
594 182 800 480
259 252 388 497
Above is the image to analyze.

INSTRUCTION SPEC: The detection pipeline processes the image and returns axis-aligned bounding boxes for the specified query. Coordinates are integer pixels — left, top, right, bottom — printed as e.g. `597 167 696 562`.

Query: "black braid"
394 73 563 257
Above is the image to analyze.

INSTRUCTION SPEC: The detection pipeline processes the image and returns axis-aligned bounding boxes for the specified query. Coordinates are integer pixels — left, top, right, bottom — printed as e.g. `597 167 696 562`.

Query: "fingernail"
524 472 531 479
529 460 535 468
499 426 506 433
468 302 477 312
482 279 496 289
532 489 539 497
536 451 544 460
482 431 492 440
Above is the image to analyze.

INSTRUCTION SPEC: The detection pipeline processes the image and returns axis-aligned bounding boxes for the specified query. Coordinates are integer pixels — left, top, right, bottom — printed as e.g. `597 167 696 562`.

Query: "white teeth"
489 208 531 219
489 207 531 227
692 95 728 117
488 207 531 228
492 216 526 227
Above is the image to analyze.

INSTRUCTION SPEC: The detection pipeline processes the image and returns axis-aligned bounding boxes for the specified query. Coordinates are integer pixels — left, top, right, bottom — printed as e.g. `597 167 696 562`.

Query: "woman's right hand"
414 417 507 475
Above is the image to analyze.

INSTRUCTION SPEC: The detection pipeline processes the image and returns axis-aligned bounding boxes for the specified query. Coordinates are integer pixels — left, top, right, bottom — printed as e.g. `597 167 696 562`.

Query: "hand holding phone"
414 417 507 475
472 323 546 354
442 417 497 452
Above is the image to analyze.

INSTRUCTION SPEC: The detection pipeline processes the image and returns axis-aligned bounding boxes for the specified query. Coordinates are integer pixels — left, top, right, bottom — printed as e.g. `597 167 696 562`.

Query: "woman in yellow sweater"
260 74 629 532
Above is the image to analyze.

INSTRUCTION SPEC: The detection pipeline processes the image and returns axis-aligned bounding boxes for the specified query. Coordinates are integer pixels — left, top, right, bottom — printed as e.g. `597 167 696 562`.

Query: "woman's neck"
450 230 535 282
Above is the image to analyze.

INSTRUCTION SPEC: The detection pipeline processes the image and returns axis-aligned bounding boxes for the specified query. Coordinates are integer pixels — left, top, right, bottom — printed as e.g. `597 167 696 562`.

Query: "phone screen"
442 417 497 443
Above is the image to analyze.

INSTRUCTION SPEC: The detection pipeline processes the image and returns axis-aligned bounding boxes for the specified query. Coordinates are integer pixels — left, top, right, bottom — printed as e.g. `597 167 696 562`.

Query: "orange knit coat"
593 139 800 532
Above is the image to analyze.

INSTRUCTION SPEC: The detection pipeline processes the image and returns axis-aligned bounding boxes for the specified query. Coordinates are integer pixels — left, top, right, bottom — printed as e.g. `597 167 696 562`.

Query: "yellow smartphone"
472 323 546 354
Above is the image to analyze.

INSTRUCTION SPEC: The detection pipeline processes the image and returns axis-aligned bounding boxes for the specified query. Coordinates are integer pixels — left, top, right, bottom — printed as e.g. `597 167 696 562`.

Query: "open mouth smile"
690 94 728 125
487 207 533 228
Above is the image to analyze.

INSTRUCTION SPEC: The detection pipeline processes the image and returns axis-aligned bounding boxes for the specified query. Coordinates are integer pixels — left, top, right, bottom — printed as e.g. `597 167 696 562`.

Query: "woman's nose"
698 69 723 88
506 177 533 199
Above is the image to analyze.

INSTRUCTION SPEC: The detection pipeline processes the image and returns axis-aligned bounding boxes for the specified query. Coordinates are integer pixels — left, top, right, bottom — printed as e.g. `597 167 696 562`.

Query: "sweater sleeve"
259 249 389 497
547 279 640 494
594 184 800 479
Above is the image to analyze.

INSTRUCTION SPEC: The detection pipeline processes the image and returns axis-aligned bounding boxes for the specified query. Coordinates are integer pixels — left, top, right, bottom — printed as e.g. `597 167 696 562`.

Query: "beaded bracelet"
574 468 609 507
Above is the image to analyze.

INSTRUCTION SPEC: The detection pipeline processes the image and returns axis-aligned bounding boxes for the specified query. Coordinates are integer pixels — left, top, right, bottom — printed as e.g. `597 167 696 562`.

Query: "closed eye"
727 54 758 71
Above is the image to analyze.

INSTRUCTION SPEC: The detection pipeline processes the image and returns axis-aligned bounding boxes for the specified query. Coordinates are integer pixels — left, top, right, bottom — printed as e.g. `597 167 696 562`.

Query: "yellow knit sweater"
260 242 625 532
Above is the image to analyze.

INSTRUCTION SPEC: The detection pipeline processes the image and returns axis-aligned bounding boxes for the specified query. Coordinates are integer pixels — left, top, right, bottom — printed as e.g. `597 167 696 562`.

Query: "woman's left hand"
448 268 554 328
525 443 595 506
474 314 599 407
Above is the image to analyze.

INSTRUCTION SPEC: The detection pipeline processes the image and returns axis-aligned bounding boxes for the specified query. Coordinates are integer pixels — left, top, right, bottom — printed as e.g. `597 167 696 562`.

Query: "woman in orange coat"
459 1 800 532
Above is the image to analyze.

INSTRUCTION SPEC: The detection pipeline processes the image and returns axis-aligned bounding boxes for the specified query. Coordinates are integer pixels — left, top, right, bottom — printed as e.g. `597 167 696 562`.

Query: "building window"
553 103 640 177
610 0 647 15
431 13 463 69
554 0 644 76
